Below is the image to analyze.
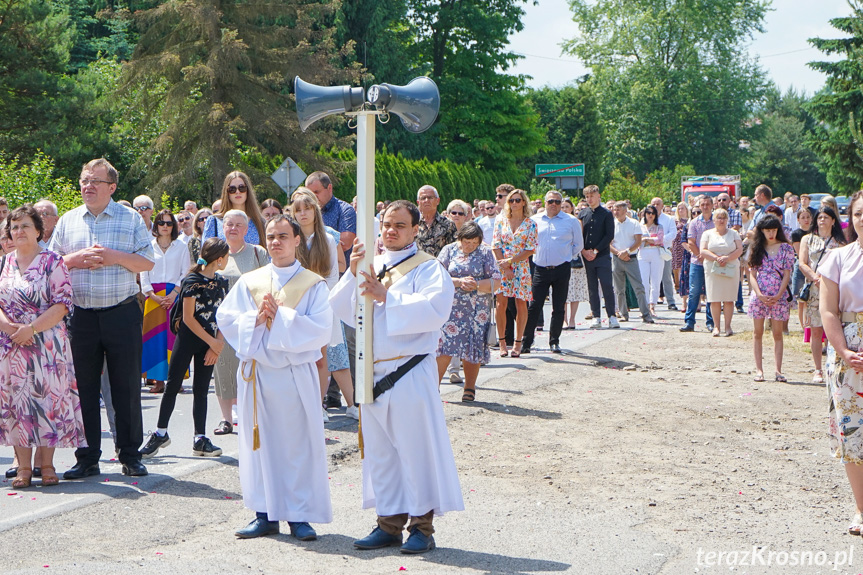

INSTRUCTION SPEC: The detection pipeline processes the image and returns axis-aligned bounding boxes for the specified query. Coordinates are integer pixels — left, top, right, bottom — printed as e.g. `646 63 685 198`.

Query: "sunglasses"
157 220 174 227
449 211 465 216
177 216 191 222
546 199 562 205
508 197 523 204
496 194 505 199
228 184 248 194
135 206 152 212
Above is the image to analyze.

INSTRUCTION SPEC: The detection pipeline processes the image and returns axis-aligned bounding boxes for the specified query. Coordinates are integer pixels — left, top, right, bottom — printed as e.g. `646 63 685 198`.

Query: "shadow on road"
292 533 571 573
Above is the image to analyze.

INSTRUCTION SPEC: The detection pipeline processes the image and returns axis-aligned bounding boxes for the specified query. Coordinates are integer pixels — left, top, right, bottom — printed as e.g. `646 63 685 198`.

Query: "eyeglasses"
80 178 113 187
156 220 174 227
508 197 523 204
546 199 562 205
228 184 248 194
177 216 191 222
449 211 465 216
134 206 152 212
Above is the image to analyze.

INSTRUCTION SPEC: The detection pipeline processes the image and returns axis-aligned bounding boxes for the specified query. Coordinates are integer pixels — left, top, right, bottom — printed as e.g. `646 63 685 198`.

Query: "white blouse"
141 237 189 295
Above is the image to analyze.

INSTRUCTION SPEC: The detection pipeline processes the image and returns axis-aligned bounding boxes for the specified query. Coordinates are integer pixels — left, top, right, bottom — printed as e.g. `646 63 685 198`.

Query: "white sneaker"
322 408 330 423
609 317 620 329
589 318 602 329
345 405 360 420
449 372 463 384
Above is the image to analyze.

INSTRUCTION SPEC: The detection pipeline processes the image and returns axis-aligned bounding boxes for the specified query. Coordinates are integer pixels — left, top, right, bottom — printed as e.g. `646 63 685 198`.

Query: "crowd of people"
1 157 863 545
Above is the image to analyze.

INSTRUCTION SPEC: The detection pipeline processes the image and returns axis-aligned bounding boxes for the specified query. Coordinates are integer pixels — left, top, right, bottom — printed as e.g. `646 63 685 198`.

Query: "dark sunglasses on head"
509 197 523 204
449 211 465 216
228 184 248 194
546 199 562 205
157 220 174 227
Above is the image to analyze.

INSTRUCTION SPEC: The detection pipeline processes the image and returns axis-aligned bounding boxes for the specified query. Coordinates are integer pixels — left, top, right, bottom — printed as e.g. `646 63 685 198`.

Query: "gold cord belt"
241 360 261 451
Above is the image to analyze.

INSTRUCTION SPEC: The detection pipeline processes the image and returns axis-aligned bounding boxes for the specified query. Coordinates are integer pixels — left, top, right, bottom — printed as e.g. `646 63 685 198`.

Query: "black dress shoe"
520 346 531 354
549 343 562 353
122 461 148 477
668 304 678 311
5 467 17 479
63 462 101 480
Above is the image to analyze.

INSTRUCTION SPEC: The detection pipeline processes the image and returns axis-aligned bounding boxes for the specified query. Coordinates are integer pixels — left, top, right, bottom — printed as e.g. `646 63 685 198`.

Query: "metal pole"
354 111 376 404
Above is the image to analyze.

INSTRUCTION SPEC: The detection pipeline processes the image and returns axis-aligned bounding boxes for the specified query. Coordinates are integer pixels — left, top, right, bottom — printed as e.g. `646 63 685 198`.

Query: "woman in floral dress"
493 189 536 358
562 199 588 328
820 191 863 535
436 223 500 402
747 215 795 382
672 202 690 309
0 205 85 488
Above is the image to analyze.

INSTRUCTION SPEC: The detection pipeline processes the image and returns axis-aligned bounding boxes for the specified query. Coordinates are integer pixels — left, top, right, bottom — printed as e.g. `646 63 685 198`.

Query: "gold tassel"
243 360 262 451
357 403 364 459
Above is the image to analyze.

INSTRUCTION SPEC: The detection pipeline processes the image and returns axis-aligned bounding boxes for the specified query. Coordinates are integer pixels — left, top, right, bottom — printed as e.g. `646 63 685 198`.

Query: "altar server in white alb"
216 215 332 541
330 199 464 554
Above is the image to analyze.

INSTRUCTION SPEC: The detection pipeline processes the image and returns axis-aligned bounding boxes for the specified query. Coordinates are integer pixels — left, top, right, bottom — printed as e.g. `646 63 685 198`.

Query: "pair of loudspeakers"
294 77 440 134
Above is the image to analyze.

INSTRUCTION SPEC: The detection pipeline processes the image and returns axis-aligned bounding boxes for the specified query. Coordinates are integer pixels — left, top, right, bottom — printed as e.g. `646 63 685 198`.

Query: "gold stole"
241 265 324 450
378 251 435 288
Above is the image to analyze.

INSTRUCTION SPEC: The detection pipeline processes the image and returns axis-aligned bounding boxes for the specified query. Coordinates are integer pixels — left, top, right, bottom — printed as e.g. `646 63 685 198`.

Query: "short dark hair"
306 171 332 189
384 200 420 226
265 214 301 238
152 209 179 240
456 221 483 242
755 184 772 199
6 204 44 241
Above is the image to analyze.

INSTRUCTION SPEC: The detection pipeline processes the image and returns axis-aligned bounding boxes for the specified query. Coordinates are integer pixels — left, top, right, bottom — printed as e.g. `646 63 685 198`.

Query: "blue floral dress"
493 216 537 301
436 243 501 364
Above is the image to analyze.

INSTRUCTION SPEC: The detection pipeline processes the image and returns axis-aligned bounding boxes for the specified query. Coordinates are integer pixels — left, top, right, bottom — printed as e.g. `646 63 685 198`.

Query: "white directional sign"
271 157 307 196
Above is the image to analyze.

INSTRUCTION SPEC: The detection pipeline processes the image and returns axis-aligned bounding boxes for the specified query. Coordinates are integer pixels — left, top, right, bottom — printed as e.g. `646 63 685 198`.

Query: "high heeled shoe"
498 338 508 358
511 339 523 358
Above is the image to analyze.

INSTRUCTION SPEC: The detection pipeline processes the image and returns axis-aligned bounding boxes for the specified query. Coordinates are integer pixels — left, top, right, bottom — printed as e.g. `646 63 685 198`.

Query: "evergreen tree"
121 0 360 200
0 0 74 157
808 2 863 193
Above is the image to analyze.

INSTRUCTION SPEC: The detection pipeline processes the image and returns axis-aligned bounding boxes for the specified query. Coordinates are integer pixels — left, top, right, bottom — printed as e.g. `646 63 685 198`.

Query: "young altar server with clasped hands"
329 200 464 554
216 215 333 541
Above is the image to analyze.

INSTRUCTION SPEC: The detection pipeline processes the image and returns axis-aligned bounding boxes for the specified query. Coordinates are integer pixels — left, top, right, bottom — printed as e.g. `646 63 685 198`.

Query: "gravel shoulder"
0 309 853 574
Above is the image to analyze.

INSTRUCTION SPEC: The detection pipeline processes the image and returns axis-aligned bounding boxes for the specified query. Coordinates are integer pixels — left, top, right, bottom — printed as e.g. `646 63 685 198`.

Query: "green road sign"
535 163 585 177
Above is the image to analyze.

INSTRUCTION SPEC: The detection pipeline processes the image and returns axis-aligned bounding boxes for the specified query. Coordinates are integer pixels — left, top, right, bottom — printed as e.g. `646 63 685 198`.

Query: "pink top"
820 241 863 312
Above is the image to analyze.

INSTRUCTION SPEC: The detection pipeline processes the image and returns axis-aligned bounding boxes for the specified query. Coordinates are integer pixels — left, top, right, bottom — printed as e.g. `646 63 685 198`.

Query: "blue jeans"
684 263 713 328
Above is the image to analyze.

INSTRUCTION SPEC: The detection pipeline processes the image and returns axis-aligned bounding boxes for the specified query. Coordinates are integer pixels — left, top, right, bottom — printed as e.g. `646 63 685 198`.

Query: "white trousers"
638 248 664 304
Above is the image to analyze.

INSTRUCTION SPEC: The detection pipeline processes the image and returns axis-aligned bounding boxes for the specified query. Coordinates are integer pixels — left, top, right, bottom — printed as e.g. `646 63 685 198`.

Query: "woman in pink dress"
0 205 84 488
493 189 536 358
747 215 795 383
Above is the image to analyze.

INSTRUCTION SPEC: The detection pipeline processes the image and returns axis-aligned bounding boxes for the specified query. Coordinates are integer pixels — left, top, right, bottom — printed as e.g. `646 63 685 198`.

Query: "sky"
508 0 851 96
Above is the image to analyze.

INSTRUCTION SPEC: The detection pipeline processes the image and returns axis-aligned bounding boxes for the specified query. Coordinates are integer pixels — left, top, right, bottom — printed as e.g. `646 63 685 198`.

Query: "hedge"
320 148 529 206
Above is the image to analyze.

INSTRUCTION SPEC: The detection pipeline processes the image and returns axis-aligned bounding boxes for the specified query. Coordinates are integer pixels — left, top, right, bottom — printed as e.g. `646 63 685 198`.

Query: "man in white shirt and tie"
521 191 584 354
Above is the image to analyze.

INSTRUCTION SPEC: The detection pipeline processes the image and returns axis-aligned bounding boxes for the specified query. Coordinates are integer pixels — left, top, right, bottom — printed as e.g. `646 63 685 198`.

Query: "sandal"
150 380 165 393
40 465 59 487
511 339 522 358
12 467 32 489
775 373 787 383
498 338 509 358
813 370 824 384
753 372 765 382
712 328 720 337
850 513 863 535
725 329 734 337
213 420 233 435
462 388 475 403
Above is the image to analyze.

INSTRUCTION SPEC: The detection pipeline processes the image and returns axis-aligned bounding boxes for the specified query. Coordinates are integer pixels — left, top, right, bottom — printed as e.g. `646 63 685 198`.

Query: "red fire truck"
680 175 741 205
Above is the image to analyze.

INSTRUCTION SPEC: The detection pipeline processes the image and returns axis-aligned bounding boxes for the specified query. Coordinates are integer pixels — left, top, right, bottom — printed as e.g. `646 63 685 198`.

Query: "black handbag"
570 256 584 269
798 240 828 302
